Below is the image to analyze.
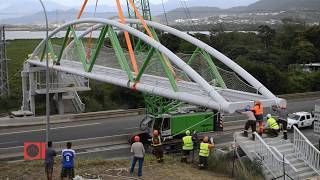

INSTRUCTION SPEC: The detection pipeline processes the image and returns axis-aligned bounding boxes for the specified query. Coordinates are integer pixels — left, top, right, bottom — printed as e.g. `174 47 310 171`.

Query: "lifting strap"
127 0 177 79
66 0 89 46
116 0 139 75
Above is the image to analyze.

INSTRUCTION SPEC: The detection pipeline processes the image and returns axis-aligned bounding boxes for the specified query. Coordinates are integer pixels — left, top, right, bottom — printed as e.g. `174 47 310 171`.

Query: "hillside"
0 0 69 20
245 0 320 11
159 7 223 22
158 0 320 25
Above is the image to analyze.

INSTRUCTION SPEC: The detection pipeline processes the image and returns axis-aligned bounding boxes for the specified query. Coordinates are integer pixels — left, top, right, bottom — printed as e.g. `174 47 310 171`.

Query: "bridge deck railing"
294 125 320 175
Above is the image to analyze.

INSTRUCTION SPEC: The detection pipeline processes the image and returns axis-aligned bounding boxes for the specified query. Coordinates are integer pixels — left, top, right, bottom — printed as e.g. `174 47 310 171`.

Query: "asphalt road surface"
0 97 318 161
0 115 145 148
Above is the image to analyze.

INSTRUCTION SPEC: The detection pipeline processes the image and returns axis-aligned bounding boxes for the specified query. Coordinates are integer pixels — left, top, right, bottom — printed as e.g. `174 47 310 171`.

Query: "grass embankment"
0 151 264 180
0 155 233 180
0 39 40 114
2 39 144 115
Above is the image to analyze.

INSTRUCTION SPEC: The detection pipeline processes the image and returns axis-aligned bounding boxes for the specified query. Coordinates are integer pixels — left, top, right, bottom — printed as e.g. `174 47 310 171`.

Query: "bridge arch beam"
63 19 279 104
30 18 232 112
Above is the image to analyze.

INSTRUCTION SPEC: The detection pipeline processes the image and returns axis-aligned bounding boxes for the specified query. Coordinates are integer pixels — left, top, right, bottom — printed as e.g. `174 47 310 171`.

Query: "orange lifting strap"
116 0 139 75
66 0 89 46
77 0 89 19
126 0 177 79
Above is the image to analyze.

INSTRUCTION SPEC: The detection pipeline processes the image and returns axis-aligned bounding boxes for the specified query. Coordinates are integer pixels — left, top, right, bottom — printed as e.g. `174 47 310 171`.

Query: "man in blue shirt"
61 142 75 180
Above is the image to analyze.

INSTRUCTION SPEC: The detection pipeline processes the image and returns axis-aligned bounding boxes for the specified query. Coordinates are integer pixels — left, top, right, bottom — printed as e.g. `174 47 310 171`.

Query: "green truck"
134 107 223 150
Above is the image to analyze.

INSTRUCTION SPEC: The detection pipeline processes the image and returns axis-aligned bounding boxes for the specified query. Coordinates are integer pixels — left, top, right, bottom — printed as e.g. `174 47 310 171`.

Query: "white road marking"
0 123 102 136
0 141 19 145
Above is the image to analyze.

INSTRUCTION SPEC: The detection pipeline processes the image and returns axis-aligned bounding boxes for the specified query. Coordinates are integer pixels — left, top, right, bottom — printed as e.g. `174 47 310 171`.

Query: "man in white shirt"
130 136 145 177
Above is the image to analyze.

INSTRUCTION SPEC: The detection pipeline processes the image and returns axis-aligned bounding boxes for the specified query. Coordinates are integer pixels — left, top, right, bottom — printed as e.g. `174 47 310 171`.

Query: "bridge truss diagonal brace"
123 19 284 104
27 59 222 111
61 22 282 106
30 18 231 111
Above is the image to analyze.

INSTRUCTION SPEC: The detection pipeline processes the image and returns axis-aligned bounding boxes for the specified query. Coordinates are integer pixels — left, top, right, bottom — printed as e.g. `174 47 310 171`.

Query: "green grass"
0 155 233 180
1 39 143 115
0 39 41 113
207 151 265 180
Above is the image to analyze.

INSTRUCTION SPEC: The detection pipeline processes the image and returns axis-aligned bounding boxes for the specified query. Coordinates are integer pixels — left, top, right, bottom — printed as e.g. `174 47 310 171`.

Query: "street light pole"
38 0 50 142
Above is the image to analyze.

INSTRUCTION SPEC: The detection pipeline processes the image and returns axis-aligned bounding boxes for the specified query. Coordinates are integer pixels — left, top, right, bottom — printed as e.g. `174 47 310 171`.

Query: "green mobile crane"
126 0 224 148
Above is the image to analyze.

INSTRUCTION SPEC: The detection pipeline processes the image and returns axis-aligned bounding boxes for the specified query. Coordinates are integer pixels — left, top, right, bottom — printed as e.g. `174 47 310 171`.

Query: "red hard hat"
153 130 159 136
134 136 140 142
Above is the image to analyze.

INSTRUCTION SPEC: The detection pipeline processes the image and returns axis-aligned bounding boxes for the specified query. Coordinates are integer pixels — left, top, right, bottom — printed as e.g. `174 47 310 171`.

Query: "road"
0 97 318 161
0 115 144 148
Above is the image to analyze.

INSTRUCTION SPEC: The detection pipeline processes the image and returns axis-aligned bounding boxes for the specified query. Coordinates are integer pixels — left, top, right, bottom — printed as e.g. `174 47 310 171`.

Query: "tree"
292 40 317 64
258 25 276 49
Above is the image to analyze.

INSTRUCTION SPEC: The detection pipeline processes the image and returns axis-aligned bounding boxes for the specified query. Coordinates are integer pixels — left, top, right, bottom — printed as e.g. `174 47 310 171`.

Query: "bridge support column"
28 69 36 115
21 68 30 111
57 92 64 115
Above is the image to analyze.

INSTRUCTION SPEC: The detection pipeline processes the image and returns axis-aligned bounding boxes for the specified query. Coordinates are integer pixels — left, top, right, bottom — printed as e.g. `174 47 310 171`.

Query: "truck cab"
287 112 315 129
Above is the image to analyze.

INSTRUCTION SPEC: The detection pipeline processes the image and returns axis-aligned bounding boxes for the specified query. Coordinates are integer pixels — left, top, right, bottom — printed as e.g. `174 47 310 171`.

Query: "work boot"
252 134 255 141
284 133 288 140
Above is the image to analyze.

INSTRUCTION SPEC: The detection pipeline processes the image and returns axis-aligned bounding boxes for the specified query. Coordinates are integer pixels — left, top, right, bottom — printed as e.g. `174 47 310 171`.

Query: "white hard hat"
267 114 272 118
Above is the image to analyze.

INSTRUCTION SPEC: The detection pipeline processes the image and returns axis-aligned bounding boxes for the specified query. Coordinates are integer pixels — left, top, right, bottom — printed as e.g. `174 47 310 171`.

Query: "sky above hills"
57 0 258 8
3 0 259 9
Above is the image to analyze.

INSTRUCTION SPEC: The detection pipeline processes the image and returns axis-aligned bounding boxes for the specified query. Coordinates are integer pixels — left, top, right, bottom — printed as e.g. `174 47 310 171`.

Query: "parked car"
287 112 315 130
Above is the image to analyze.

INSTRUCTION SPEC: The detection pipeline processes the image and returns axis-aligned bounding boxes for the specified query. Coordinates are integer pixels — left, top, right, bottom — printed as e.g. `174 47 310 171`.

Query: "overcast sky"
53 0 170 6
51 0 258 8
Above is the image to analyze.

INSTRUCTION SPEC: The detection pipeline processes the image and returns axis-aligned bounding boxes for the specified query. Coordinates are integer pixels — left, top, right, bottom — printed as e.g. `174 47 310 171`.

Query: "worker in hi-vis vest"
151 130 164 163
265 114 280 137
251 100 264 136
181 130 194 163
272 105 288 140
198 136 214 170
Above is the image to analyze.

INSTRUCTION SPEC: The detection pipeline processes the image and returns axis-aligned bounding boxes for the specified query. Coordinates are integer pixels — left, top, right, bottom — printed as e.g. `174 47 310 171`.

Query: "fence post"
232 145 236 177
283 154 285 180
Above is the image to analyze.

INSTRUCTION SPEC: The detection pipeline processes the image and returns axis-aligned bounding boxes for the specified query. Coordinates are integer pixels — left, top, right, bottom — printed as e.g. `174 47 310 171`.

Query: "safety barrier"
253 132 297 179
293 125 320 175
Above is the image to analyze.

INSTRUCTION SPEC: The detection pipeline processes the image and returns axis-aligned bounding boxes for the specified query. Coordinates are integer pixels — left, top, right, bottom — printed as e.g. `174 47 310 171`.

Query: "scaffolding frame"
0 25 9 97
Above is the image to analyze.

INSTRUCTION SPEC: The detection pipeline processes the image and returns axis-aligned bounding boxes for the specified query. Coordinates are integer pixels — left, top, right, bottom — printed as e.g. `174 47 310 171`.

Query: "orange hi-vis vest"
252 105 263 115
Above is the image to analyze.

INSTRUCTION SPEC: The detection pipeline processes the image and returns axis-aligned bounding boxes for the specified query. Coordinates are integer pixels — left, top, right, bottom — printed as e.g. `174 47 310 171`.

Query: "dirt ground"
0 155 233 180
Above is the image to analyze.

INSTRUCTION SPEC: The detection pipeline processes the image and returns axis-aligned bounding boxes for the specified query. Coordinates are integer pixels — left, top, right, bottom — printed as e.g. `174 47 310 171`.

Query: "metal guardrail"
71 91 85 112
314 112 320 134
293 125 320 175
253 132 298 180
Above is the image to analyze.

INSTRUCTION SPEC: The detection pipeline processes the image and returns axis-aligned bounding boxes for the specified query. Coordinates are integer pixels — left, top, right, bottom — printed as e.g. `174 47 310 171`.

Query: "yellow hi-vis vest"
268 117 279 130
199 142 209 157
182 136 193 150
152 136 162 147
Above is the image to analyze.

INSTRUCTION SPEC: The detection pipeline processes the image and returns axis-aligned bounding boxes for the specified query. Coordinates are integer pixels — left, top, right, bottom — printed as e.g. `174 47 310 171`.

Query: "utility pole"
0 25 10 97
38 0 50 143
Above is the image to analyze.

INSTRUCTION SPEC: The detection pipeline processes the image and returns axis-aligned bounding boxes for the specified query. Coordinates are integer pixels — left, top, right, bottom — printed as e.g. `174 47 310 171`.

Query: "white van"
287 112 315 130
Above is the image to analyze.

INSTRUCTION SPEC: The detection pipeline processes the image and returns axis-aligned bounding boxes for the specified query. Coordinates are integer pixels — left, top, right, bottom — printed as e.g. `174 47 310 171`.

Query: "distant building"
302 63 320 72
